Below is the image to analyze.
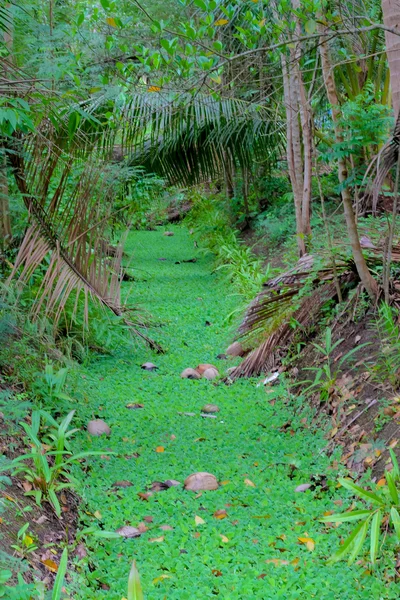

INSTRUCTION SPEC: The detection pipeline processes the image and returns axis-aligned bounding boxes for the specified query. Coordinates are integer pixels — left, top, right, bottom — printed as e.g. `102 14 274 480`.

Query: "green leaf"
390 507 400 540
100 0 110 9
320 509 372 523
128 560 144 600
389 448 400 480
386 471 399 504
338 478 385 506
305 19 316 34
327 519 366 564
51 548 68 600
77 13 84 26
348 518 369 564
370 510 381 564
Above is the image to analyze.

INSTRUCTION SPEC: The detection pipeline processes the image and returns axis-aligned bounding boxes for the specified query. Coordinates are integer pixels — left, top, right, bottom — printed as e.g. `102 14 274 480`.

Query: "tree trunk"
292 0 313 236
318 19 378 300
281 53 306 256
382 0 400 117
0 156 12 246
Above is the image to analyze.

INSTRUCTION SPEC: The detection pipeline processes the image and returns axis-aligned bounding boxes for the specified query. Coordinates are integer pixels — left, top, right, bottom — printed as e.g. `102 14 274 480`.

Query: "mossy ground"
68 227 398 599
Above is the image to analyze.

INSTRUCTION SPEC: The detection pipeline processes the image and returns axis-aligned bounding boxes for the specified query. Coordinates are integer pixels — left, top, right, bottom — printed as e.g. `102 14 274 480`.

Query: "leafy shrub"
321 449 400 565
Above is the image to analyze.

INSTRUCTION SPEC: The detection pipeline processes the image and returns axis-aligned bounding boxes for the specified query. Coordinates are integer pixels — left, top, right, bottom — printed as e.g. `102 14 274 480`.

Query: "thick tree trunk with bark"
382 0 400 117
318 20 378 300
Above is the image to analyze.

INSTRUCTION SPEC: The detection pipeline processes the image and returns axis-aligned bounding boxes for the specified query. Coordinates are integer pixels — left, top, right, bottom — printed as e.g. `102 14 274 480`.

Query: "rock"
165 479 181 488
163 231 174 236
196 363 217 375
226 341 243 357
116 526 141 538
203 367 219 380
87 419 111 436
216 354 227 360
201 404 220 413
184 472 219 491
113 480 133 488
181 368 201 379
126 403 144 409
141 362 157 371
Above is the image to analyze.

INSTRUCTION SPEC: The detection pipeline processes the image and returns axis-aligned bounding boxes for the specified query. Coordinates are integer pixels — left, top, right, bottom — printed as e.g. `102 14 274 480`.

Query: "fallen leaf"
295 483 311 493
212 569 223 577
148 86 161 92
106 16 117 27
138 492 153 501
195 515 205 525
298 536 315 551
265 558 289 566
116 526 141 538
126 403 144 409
153 574 170 584
22 481 32 492
377 478 386 487
155 446 165 453
193 532 201 538
214 509 228 520
219 534 229 543
42 559 58 573
149 536 164 543
215 18 228 25
144 516 153 523
160 524 174 531
244 478 256 487
93 510 102 519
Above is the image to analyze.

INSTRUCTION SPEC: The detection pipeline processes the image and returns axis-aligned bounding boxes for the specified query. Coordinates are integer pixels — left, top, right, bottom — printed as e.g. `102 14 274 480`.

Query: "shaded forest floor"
63 226 399 598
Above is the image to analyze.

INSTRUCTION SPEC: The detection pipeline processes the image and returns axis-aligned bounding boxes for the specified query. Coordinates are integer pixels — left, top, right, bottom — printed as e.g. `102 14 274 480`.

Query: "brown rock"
181 368 201 379
203 368 219 380
184 472 219 491
201 404 220 413
87 419 111 436
196 363 217 375
141 362 157 371
226 342 243 357
113 480 133 488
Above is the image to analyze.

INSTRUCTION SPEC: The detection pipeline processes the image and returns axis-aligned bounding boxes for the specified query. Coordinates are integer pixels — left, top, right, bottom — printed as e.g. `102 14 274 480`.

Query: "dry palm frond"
228 257 356 380
7 136 162 352
371 110 400 213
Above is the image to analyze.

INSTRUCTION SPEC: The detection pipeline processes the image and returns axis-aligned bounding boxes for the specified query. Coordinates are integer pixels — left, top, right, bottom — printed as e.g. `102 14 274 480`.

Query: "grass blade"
51 548 68 600
386 471 399 504
390 507 400 540
389 449 400 480
320 510 372 523
370 510 381 565
327 520 366 564
128 560 144 600
348 518 369 564
339 478 385 506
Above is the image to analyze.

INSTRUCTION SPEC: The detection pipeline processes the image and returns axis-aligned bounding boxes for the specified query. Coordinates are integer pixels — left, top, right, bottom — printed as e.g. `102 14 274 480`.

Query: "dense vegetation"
2 0 400 597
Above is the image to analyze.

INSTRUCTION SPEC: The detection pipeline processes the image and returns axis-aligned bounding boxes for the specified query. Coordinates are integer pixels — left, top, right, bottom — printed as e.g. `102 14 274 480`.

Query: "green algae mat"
69 227 398 599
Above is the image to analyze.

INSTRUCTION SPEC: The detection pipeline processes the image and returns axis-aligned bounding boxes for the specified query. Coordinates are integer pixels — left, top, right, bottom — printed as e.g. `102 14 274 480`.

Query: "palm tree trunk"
382 0 400 117
318 19 378 300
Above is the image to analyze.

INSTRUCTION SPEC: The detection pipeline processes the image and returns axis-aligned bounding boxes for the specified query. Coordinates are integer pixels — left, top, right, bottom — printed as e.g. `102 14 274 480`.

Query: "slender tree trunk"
292 0 312 236
382 0 400 117
318 20 378 299
0 156 12 246
281 53 306 256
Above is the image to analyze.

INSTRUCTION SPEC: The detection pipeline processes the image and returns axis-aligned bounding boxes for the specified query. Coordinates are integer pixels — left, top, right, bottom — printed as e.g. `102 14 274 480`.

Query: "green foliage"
321 449 400 565
63 229 398 599
371 302 400 389
302 328 369 402
5 410 105 516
